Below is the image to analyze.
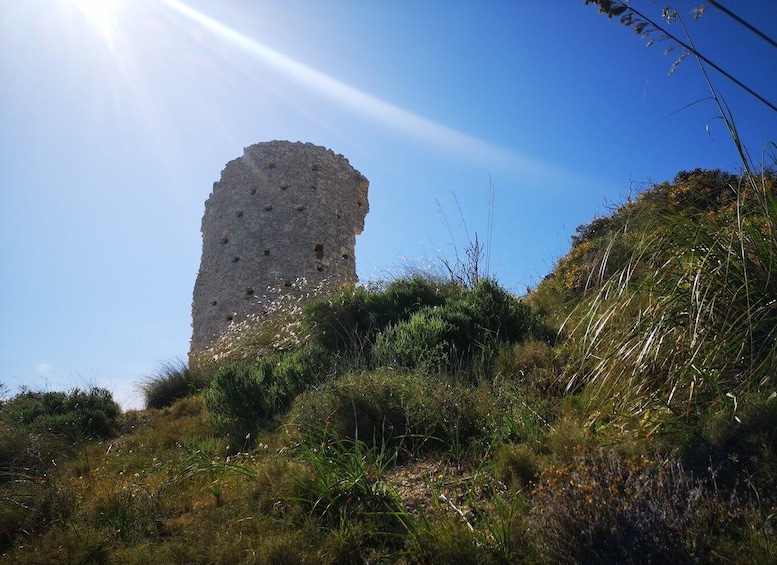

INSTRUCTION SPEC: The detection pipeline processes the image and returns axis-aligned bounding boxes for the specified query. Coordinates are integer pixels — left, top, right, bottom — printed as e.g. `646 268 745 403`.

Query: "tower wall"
190 141 369 357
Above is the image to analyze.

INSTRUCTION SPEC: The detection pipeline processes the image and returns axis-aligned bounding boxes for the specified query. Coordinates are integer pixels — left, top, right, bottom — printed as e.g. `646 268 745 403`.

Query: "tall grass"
563 170 777 422
141 359 209 409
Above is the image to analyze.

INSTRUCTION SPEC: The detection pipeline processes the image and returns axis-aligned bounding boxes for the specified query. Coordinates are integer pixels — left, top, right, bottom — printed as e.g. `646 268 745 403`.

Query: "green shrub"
493 443 540 488
372 307 458 373
274 342 336 393
206 361 276 437
371 278 549 378
0 387 120 440
205 345 334 437
303 275 459 356
467 278 534 342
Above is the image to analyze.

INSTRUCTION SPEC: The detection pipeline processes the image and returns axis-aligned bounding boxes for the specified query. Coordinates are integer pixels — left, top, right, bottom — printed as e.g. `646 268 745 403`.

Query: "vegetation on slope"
2 169 777 562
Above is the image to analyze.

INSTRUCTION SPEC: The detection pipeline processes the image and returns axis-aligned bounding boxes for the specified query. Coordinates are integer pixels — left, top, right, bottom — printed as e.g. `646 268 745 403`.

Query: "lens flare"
155 0 529 170
71 0 120 39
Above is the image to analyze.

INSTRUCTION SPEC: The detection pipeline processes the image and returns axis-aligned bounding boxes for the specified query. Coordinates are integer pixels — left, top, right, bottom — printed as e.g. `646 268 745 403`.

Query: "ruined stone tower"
190 141 369 357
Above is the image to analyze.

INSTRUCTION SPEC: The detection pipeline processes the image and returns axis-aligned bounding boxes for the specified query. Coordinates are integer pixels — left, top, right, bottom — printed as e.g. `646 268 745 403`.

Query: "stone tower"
190 141 369 356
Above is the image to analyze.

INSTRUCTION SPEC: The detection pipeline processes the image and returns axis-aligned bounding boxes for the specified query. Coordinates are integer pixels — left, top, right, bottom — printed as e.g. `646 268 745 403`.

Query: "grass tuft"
141 358 208 409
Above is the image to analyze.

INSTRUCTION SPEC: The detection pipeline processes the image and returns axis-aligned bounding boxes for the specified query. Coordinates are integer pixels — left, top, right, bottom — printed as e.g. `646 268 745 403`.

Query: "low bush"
372 279 551 379
303 275 457 356
0 386 120 440
372 307 460 373
493 443 540 488
205 345 335 438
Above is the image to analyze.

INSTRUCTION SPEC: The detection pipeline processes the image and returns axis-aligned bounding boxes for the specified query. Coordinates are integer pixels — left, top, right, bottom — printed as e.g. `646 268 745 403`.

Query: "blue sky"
2 0 776 409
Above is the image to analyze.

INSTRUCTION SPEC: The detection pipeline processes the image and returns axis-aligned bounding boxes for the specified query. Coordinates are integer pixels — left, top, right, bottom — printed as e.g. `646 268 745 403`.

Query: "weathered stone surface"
190 141 369 356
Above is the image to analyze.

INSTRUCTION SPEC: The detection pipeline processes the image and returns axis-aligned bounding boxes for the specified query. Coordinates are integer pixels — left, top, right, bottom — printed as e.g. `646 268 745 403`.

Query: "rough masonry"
190 141 369 356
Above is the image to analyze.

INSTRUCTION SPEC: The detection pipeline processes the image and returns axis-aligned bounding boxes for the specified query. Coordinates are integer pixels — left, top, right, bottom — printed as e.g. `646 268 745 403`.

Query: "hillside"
2 168 776 563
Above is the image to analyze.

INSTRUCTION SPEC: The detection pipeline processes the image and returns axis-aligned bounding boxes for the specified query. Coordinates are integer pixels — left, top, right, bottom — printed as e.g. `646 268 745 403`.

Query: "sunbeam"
153 0 556 176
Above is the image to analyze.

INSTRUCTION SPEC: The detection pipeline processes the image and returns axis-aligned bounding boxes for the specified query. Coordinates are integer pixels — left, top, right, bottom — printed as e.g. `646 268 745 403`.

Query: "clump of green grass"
558 169 777 426
493 443 540 488
141 358 209 409
291 434 407 561
287 370 486 457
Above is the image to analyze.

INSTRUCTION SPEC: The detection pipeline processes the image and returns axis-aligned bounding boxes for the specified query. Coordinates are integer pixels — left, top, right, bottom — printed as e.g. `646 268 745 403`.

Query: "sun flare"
70 0 121 38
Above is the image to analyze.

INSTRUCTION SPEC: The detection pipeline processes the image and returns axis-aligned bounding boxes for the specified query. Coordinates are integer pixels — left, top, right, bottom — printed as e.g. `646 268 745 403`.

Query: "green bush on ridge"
0 386 120 441
373 278 550 378
303 275 458 356
204 344 335 438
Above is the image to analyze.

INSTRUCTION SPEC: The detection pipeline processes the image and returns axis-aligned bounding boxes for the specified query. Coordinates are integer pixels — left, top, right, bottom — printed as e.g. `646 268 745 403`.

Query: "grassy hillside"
2 169 776 563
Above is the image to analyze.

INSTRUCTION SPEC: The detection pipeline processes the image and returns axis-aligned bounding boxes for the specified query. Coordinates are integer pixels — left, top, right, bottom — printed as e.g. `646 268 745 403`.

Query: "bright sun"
70 0 121 38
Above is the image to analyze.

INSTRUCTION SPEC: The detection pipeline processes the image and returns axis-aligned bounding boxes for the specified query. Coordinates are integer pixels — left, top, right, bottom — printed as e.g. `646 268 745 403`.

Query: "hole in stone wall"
335 209 342 218
280 182 289 190
212 300 218 306
317 266 325 272
311 163 320 171
250 187 257 195
232 256 240 263
284 281 292 287
266 162 276 169
226 314 234 321
341 252 350 260
295 204 305 211
236 210 244 217
245 287 254 296
264 248 271 256
314 243 324 260
220 236 229 244
309 183 316 189
264 204 273 211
